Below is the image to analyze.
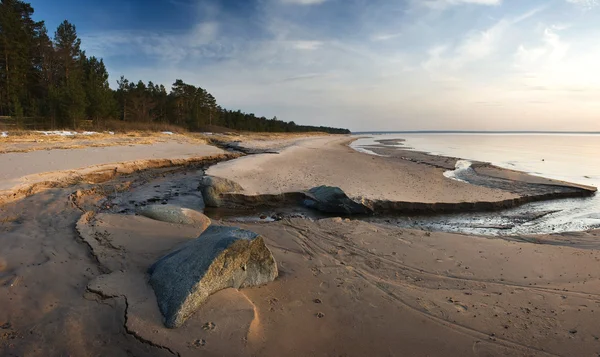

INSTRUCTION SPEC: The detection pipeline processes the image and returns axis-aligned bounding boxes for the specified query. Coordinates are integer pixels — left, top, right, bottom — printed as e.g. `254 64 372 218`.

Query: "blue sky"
29 0 600 131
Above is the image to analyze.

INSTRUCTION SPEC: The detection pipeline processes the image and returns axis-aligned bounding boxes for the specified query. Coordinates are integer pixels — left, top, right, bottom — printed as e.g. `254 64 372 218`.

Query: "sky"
28 0 600 131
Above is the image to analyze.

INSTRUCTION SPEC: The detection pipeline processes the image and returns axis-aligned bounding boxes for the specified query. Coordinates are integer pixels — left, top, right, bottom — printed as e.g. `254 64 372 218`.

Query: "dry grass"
0 127 333 154
0 131 174 153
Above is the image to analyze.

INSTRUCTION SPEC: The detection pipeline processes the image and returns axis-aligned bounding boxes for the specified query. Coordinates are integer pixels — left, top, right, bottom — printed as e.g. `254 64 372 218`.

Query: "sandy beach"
1 134 599 357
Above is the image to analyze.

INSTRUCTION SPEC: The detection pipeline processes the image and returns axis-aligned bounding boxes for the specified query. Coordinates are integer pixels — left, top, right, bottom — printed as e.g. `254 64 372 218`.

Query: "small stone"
569 329 577 334
137 204 211 229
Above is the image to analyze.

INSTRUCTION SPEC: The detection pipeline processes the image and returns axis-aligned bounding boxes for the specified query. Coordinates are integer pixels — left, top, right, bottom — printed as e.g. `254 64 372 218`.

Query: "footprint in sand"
454 303 468 313
447 298 468 313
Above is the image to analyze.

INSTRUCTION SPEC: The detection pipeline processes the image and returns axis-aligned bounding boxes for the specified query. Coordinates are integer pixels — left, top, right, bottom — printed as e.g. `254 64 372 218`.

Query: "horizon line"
352 130 600 134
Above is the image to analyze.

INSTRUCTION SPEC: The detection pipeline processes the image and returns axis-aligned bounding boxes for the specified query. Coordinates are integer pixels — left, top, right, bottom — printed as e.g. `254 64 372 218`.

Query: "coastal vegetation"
0 0 350 134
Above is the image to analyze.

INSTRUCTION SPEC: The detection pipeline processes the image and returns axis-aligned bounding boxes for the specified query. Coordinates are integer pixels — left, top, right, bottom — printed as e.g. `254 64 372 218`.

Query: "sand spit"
206 136 595 214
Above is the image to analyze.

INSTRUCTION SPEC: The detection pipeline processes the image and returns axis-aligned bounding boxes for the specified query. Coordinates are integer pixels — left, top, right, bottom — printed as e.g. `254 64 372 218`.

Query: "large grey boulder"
137 204 211 230
148 225 278 328
199 176 243 207
303 185 372 215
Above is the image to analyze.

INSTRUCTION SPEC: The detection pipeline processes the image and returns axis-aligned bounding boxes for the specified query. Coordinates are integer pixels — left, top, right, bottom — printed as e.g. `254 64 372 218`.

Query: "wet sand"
1 134 599 356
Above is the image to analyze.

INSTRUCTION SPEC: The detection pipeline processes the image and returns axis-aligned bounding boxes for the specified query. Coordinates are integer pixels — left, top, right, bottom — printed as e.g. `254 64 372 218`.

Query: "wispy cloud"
422 7 543 75
282 72 330 82
371 32 402 41
291 40 323 50
422 0 501 10
280 0 329 5
565 0 599 10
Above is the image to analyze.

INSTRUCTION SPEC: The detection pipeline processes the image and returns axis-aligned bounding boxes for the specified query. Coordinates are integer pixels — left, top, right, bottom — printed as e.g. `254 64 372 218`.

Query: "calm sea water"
352 134 600 235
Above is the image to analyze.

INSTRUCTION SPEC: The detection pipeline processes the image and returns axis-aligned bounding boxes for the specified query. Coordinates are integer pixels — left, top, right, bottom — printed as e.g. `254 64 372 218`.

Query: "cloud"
371 32 402 41
280 0 328 4
291 40 323 50
80 22 231 64
565 0 599 10
422 6 543 76
422 0 501 10
282 73 330 82
514 27 569 71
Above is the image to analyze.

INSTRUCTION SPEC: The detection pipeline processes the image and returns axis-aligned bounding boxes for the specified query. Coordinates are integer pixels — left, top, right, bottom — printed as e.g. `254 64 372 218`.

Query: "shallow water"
352 133 600 235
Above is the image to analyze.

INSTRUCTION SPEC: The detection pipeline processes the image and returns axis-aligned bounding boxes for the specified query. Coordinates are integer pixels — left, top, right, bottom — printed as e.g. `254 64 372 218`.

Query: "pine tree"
83 56 115 124
0 0 46 118
53 20 86 128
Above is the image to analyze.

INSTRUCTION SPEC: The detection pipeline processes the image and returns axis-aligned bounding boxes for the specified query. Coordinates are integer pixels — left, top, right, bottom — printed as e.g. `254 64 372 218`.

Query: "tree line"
0 0 350 134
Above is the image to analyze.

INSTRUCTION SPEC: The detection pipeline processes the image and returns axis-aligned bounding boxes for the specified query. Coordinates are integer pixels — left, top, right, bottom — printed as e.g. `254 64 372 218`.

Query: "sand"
1 134 599 356
0 141 228 205
208 136 519 203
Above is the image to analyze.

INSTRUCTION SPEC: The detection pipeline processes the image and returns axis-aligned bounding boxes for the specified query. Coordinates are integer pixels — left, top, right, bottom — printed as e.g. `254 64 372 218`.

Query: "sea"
351 132 600 235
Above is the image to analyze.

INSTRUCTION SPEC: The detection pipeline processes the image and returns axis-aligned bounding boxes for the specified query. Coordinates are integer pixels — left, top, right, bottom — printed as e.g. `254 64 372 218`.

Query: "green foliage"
0 1 351 134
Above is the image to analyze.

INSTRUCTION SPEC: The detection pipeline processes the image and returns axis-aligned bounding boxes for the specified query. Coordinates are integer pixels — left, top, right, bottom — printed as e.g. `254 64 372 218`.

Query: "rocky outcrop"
303 185 372 215
137 204 211 230
199 176 243 207
148 225 278 328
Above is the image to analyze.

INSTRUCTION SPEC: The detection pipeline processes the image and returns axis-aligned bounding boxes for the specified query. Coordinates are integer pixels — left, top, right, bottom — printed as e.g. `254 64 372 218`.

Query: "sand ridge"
208 136 522 204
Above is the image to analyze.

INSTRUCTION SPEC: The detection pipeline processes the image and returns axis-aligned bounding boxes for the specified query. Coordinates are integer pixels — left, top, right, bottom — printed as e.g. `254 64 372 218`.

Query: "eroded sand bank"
207 136 594 213
1 134 599 356
0 141 231 204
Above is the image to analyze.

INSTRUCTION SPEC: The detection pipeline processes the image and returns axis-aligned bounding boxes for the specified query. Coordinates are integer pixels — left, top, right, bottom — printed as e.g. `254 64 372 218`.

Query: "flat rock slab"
76 213 203 272
149 225 278 328
138 204 211 229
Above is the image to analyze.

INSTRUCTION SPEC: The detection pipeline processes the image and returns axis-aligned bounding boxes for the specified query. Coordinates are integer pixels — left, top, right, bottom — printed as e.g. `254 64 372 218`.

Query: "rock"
137 204 211 230
148 225 278 328
303 186 371 215
199 176 243 207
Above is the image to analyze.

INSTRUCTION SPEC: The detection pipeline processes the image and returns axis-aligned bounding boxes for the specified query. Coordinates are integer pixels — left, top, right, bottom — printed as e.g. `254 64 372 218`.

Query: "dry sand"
1 134 599 356
0 141 228 204
208 136 519 203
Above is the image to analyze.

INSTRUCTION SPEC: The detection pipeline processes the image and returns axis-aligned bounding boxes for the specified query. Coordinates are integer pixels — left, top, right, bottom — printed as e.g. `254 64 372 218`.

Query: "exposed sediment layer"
204 136 595 215
0 153 240 206
208 183 594 215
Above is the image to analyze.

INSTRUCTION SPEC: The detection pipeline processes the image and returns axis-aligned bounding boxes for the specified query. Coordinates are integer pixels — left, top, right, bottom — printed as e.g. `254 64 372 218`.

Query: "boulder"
199 176 243 207
303 185 372 215
148 225 278 328
137 204 211 230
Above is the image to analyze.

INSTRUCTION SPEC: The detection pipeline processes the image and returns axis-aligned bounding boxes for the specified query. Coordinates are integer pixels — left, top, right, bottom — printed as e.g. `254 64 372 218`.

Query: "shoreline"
206 135 595 216
2 133 600 356
0 134 594 216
